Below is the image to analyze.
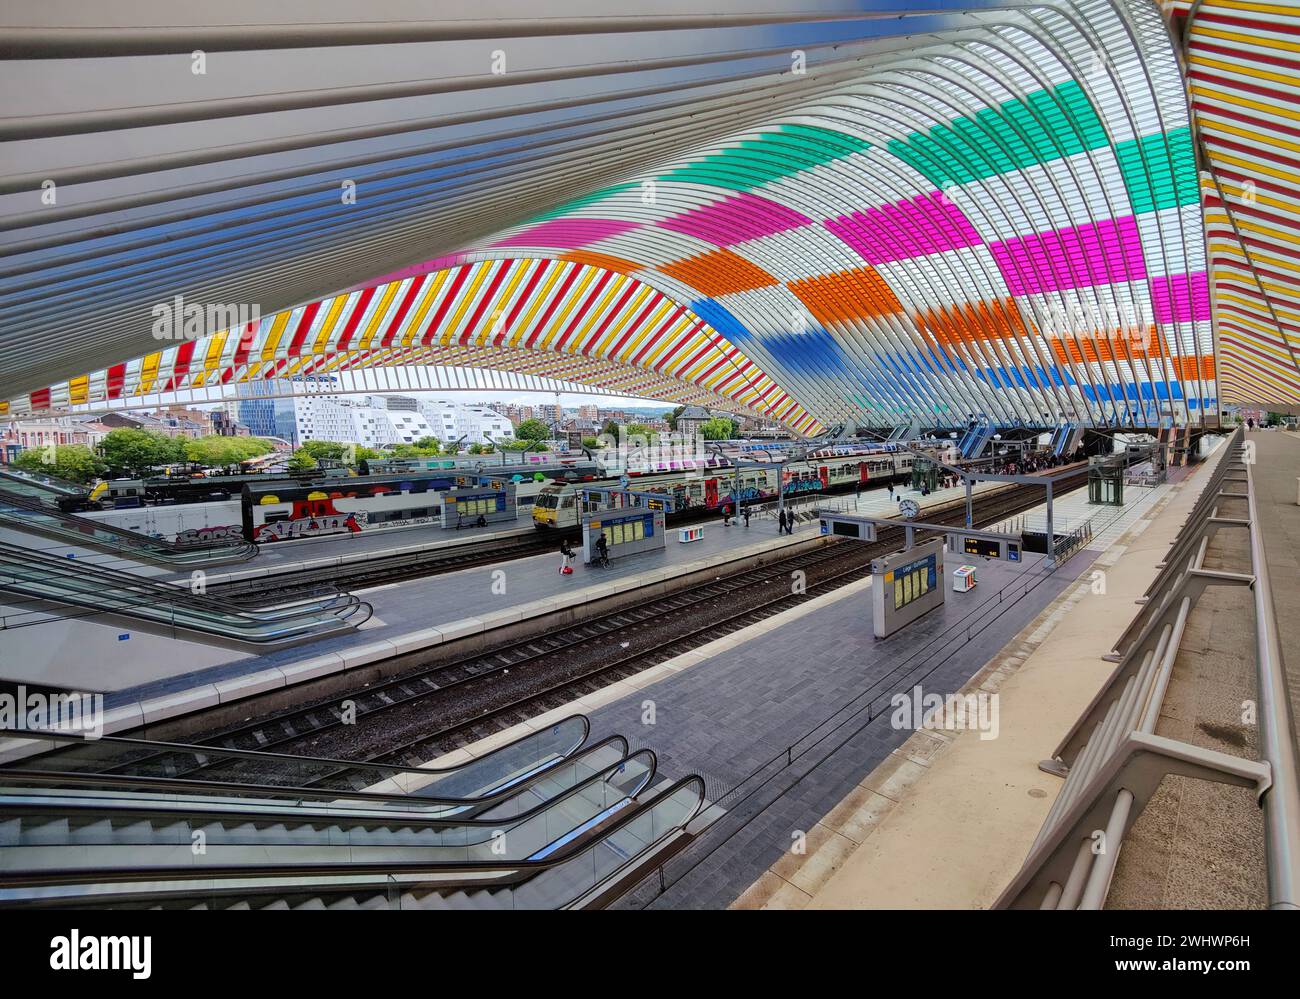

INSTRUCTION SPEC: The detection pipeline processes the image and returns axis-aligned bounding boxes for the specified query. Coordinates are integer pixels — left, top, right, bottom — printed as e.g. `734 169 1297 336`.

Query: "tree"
581 437 600 450
665 405 685 431
514 418 550 443
413 437 442 453
287 451 319 475
98 428 184 476
184 435 274 472
700 416 737 440
298 440 347 464
624 423 657 444
392 443 441 458
11 444 107 484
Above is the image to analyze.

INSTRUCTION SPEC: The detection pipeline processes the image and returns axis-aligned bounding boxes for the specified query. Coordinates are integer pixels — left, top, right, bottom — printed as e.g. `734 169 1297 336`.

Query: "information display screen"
963 536 1002 558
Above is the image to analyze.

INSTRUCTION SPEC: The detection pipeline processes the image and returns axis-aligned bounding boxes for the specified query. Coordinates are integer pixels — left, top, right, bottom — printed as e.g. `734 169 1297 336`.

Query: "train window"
559 495 575 508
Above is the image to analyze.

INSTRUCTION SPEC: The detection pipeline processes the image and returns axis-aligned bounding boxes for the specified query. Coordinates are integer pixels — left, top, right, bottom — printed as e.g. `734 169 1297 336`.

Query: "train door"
858 461 869 483
818 465 830 489
704 478 719 509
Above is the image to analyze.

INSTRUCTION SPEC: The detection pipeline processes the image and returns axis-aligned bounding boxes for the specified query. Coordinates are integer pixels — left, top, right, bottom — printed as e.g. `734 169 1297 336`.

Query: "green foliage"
183 435 273 471
665 405 685 431
12 444 107 484
98 428 185 476
391 443 442 458
298 440 347 463
581 437 600 450
700 416 738 440
296 440 382 468
286 451 319 475
624 423 658 444
500 439 531 451
413 437 443 453
514 418 550 442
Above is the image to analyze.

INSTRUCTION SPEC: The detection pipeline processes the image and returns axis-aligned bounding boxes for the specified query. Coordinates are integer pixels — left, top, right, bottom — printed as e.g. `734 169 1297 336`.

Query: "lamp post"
481 431 507 467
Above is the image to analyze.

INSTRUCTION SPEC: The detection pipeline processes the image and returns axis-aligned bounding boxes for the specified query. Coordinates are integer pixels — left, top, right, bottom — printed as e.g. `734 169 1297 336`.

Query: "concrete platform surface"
794 439 1227 908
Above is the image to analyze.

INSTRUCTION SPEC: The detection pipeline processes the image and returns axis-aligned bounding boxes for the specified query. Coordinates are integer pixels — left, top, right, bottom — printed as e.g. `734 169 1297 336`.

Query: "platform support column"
965 477 973 528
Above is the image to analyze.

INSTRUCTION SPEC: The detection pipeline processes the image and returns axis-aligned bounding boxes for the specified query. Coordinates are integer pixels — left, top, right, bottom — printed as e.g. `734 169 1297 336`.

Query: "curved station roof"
1 1 1296 430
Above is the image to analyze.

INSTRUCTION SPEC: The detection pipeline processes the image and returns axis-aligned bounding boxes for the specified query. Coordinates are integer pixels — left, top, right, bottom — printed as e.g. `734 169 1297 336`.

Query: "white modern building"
293 395 436 448
417 399 514 446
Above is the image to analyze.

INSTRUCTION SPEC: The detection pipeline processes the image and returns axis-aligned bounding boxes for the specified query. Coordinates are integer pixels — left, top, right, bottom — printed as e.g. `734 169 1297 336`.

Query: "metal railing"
996 427 1300 909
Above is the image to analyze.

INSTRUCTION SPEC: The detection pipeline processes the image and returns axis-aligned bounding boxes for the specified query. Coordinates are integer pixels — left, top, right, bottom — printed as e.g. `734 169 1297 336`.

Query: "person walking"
887 483 894 501
559 537 575 575
594 532 609 567
777 507 786 534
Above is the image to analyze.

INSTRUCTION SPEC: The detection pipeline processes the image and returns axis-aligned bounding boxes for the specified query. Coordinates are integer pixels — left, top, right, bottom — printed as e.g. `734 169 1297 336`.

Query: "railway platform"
277 446 1202 909
757 433 1268 909
0 475 1010 746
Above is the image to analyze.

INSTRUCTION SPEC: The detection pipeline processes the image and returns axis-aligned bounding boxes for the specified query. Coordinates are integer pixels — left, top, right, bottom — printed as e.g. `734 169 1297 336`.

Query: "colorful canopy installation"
1179 0 1300 406
2 1 1296 429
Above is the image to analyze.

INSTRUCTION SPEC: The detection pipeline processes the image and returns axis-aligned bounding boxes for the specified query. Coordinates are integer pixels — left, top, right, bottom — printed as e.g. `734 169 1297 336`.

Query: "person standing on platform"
742 505 750 528
594 532 609 567
559 538 575 575
722 504 731 527
888 483 894 501
777 507 786 534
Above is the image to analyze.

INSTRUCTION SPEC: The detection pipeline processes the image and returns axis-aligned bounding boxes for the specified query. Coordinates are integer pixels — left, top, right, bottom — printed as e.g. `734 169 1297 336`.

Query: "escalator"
0 542 369 649
0 720 708 910
0 467 93 511
0 488 255 566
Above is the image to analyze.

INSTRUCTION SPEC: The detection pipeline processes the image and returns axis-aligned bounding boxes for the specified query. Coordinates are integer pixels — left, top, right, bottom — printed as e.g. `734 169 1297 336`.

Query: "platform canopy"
1 1 1295 429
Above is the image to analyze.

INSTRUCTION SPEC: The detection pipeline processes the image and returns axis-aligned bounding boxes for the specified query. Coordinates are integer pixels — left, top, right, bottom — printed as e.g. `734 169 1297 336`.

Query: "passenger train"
532 444 946 530
241 463 599 542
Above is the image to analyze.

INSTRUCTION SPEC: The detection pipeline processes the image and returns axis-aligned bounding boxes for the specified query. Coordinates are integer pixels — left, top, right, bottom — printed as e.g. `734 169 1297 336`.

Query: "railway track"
210 472 936 598
212 530 574 599
40 468 1088 790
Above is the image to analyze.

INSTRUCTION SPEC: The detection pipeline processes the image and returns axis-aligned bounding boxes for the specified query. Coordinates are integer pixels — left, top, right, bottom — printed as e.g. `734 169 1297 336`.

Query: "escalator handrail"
1 714 592 790
0 775 707 896
0 546 370 633
0 467 86 498
0 746 656 843
0 488 256 563
0 543 350 620
0 571 368 640
0 736 634 825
